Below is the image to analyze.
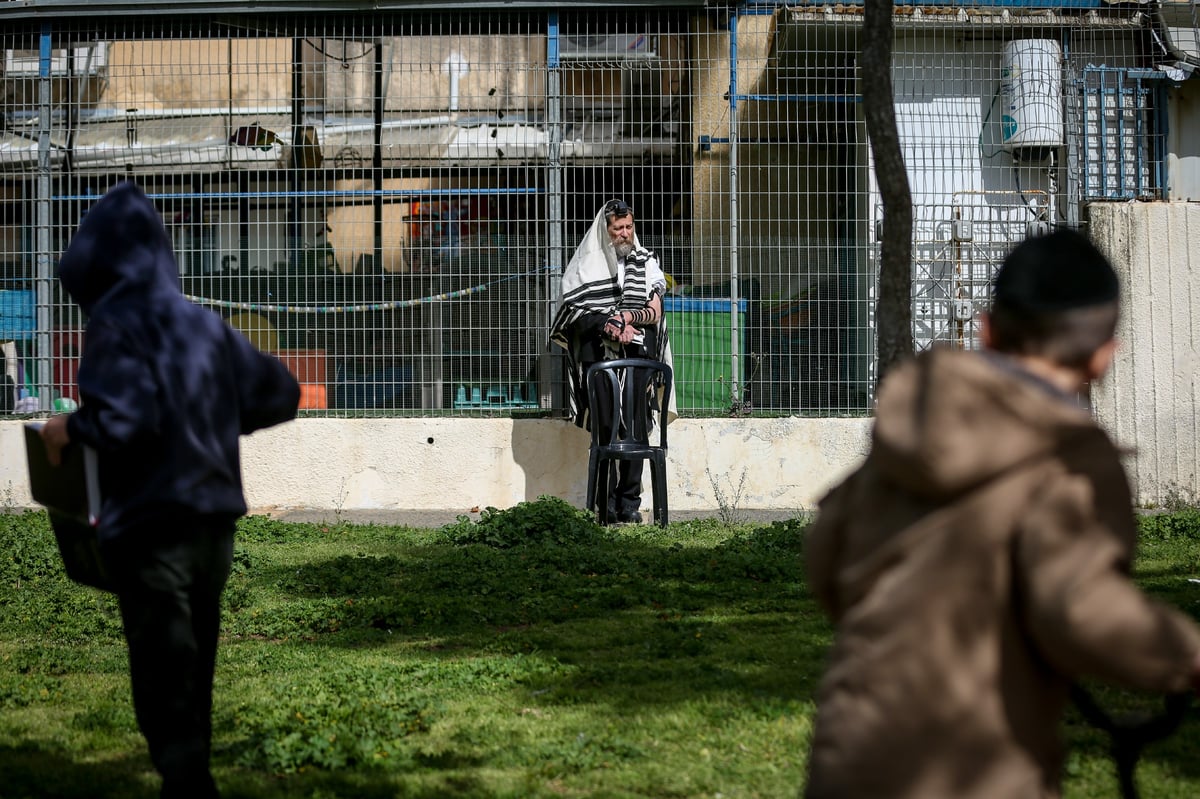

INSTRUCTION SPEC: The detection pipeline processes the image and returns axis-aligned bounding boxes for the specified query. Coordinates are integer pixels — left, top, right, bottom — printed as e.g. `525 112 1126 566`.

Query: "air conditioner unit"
560 34 655 61
4 42 108 77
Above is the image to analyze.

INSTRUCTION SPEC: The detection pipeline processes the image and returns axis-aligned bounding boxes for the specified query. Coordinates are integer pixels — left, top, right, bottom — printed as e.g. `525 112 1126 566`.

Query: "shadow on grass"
2 512 821 796
8 509 1200 796
228 528 821 708
218 769 495 799
222 521 1200 789
1131 566 1200 579
0 743 157 799
0 740 495 799
1063 704 1200 791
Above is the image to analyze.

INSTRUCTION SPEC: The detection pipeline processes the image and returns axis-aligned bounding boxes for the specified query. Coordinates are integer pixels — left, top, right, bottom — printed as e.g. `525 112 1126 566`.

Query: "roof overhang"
0 0 708 22
0 114 679 174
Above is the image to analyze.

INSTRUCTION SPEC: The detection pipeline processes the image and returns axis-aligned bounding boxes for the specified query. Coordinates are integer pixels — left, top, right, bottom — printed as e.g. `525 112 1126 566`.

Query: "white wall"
1167 79 1200 202
1 416 871 516
1090 201 1200 506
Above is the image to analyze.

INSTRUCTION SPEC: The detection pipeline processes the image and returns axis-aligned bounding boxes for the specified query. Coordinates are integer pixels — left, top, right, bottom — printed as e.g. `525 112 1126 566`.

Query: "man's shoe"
616 510 643 524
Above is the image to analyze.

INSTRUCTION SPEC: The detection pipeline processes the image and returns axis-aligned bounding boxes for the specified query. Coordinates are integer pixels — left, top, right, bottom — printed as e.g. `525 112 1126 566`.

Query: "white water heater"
1000 39 1063 155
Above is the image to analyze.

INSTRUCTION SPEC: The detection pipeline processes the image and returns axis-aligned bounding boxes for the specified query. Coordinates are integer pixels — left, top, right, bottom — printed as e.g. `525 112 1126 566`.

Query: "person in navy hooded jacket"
39 181 300 799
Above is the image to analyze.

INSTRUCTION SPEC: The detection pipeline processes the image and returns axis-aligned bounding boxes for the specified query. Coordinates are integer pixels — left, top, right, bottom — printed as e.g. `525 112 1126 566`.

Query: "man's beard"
613 241 634 260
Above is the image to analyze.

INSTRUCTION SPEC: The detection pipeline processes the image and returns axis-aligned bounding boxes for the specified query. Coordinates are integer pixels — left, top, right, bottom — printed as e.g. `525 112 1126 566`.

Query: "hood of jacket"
57 181 180 316
871 348 1101 499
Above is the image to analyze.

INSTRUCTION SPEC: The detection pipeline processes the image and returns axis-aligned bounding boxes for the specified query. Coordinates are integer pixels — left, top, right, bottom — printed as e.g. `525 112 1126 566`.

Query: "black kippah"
993 228 1119 313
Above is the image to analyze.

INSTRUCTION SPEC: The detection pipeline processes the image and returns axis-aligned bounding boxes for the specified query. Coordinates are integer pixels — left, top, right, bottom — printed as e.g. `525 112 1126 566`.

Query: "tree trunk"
861 0 913 386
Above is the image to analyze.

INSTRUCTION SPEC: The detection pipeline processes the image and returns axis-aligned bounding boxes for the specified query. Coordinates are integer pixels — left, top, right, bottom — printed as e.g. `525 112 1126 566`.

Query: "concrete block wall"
1090 201 1200 506
1 416 871 517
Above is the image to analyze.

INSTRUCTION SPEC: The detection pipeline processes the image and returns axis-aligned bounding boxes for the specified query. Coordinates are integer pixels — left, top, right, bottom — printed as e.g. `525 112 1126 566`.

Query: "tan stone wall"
688 14 847 290
97 39 291 112
312 36 545 114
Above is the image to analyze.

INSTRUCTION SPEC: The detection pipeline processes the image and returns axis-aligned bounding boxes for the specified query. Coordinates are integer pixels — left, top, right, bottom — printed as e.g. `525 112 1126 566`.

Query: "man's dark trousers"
102 515 235 799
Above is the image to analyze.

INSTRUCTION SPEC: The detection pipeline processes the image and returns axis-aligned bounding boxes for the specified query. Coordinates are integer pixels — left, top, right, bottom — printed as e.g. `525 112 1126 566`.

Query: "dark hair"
987 228 1120 368
603 199 634 223
993 228 1118 313
987 302 1118 370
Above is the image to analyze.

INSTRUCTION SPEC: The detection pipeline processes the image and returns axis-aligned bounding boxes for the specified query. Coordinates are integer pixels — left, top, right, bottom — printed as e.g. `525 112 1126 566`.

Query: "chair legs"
595 463 612 526
583 357 672 528
649 453 668 528
588 453 668 528
587 450 616 526
586 448 599 518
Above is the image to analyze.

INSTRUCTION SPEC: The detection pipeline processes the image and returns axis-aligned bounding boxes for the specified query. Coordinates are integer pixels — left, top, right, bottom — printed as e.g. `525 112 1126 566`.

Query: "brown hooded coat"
804 348 1200 799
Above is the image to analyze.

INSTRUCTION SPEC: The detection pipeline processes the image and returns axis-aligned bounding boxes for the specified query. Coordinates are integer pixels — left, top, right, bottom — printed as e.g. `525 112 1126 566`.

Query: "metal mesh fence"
0 3 1176 417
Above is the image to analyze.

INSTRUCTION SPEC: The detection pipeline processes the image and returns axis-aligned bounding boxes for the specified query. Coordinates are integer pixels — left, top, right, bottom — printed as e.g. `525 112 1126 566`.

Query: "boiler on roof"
1000 39 1063 158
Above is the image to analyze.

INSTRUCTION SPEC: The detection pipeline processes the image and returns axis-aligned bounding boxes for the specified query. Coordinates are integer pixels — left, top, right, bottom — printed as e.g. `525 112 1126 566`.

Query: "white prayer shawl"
549 205 677 428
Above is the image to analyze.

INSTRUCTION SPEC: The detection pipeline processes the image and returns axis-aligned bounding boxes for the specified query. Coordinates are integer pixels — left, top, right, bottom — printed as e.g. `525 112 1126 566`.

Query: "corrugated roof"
0 114 679 174
0 0 708 21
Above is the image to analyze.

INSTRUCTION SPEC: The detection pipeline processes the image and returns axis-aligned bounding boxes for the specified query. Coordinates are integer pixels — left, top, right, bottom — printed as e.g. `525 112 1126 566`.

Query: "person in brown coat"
803 228 1200 799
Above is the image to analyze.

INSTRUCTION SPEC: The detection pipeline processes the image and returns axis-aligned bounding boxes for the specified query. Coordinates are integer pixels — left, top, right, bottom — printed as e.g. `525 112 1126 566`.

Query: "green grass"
1 499 1199 798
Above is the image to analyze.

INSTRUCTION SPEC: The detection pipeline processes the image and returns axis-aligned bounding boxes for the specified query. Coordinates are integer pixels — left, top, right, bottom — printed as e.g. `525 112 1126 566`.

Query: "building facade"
2 0 1198 510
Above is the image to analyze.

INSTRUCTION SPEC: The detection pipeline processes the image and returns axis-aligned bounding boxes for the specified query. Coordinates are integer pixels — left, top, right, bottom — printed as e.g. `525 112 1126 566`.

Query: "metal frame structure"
0 1 1179 418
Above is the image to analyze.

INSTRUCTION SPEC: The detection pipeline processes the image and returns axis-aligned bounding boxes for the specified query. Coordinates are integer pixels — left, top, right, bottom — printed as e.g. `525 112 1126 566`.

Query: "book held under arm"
24 423 112 592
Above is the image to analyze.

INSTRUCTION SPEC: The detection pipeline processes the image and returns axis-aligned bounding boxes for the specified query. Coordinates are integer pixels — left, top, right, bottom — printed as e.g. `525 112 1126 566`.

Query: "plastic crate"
452 382 537 410
273 349 330 409
331 361 417 409
53 328 85 402
0 289 35 341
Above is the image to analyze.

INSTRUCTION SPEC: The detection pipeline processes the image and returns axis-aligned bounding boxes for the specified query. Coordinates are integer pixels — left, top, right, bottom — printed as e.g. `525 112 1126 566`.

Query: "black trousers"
100 515 235 799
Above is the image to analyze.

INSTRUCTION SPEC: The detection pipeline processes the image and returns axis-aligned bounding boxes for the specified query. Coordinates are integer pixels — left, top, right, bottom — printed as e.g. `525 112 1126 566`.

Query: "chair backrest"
585 357 672 451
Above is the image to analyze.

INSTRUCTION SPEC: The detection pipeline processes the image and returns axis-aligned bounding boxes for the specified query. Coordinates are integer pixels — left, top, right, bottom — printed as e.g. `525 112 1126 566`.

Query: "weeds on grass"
1158 481 1200 513
700 519 808 583
706 466 749 525
1138 507 1200 542
0 508 63 585
0 509 122 643
332 476 350 527
440 495 610 548
0 667 64 708
4 501 1200 799
232 665 433 772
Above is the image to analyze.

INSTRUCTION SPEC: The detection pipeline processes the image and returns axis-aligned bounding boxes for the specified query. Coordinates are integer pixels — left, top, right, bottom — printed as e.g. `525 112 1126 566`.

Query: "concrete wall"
1090 202 1200 507
1 416 871 517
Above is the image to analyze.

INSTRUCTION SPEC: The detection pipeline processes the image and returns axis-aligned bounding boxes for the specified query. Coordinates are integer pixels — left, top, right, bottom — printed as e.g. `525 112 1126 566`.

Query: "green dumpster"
662 296 747 412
